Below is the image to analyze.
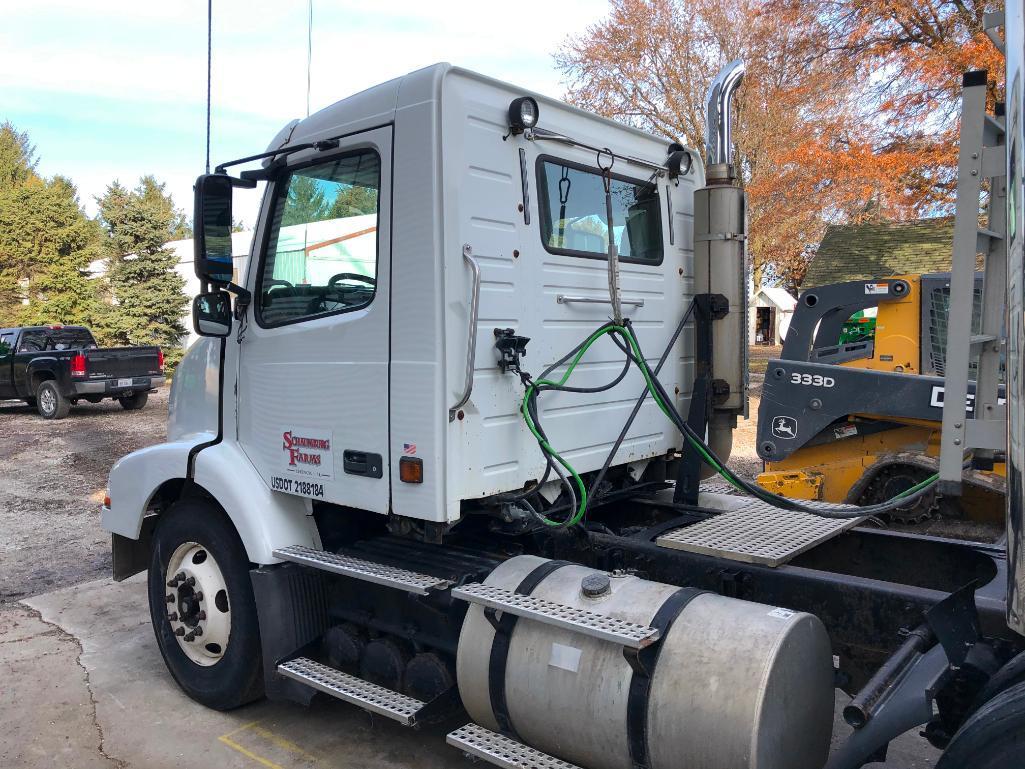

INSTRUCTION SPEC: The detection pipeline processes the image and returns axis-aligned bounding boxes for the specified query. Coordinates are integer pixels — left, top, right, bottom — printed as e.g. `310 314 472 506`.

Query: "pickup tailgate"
83 346 162 380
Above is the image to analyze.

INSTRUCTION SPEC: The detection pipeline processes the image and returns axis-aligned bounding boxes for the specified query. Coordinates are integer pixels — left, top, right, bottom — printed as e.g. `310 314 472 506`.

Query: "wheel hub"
40 389 55 413
165 542 230 666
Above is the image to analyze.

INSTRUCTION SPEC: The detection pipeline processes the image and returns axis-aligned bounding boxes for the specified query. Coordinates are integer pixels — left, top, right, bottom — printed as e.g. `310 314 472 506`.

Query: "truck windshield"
537 157 663 264
257 150 381 327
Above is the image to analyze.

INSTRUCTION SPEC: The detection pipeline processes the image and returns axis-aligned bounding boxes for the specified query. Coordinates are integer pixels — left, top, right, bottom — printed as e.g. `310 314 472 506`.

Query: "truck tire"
148 499 264 710
119 391 148 410
936 680 1025 769
36 380 70 419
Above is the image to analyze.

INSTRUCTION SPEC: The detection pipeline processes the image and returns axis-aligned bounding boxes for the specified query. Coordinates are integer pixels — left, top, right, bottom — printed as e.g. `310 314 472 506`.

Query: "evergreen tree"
0 124 103 327
0 122 37 188
96 176 188 368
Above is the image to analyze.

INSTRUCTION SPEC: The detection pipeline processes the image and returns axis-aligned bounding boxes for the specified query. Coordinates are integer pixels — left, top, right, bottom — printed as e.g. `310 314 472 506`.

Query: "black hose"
586 301 697 511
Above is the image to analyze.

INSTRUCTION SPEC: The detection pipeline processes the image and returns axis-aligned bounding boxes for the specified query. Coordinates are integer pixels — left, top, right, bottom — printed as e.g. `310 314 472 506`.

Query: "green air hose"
519 321 939 527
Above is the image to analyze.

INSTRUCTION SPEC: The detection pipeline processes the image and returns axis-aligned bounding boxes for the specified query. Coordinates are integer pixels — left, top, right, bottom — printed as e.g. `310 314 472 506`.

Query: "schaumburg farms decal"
280 427 334 480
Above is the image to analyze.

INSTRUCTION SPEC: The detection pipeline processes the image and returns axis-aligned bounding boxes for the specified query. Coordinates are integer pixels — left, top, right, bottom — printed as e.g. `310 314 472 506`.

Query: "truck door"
237 127 392 513
0 331 15 397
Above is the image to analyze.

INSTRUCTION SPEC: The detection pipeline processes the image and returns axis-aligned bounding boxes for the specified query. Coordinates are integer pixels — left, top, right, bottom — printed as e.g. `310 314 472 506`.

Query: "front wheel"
148 499 264 710
119 391 148 410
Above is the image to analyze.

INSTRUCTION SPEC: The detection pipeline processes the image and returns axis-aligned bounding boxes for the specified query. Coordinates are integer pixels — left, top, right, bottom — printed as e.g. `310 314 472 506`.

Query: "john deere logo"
771 416 797 440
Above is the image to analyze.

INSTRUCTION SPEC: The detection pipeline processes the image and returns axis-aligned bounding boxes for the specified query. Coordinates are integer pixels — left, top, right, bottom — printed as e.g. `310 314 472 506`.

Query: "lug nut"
184 631 196 642
167 612 178 621
185 576 196 587
174 627 185 637
197 611 206 621
193 626 203 637
166 594 175 603
195 591 203 601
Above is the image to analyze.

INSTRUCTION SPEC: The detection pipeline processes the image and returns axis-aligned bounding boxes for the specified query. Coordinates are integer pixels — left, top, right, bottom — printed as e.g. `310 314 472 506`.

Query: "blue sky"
2 0 609 226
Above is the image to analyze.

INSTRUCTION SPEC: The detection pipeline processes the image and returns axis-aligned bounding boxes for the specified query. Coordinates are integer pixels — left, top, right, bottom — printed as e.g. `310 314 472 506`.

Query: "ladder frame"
938 70 1008 491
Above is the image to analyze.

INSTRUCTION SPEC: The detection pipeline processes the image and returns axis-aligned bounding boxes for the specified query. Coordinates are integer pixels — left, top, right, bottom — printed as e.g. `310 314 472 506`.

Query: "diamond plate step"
272 545 452 595
447 723 583 769
277 657 424 725
451 583 659 649
656 498 865 567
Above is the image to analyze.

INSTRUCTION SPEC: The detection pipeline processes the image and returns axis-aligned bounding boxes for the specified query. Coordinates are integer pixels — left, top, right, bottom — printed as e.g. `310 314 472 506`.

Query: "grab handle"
450 244 481 421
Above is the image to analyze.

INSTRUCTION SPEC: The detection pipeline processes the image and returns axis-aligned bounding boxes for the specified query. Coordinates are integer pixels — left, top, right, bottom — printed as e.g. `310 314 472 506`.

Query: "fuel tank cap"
581 573 612 598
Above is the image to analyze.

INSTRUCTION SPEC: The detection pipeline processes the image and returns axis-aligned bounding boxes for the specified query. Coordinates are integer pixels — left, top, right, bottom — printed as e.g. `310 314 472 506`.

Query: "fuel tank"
456 555 833 769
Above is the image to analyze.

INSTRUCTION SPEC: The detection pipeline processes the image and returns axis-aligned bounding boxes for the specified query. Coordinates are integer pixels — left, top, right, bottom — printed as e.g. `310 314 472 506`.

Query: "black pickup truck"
0 325 165 419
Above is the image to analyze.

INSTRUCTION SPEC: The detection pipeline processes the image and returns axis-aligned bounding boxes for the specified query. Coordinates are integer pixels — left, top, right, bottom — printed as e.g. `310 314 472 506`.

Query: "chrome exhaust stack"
694 60 748 474
704 59 746 167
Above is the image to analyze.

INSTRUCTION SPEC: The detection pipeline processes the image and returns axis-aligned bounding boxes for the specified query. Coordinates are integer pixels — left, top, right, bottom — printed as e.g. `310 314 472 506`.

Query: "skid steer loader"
756 272 1006 524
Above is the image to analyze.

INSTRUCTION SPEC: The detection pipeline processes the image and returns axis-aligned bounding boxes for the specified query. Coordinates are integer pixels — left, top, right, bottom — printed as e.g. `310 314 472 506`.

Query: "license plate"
117 378 133 389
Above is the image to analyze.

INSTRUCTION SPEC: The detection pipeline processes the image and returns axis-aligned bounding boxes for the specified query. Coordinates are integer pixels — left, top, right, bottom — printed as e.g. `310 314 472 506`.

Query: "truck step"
277 657 425 725
451 582 659 649
447 723 583 769
272 545 452 595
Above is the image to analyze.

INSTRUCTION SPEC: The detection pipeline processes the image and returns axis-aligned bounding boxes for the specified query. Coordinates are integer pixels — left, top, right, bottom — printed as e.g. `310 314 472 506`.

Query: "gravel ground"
0 389 168 604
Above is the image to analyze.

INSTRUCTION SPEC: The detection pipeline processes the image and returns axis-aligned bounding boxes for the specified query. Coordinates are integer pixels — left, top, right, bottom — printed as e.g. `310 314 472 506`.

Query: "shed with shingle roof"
803 218 955 289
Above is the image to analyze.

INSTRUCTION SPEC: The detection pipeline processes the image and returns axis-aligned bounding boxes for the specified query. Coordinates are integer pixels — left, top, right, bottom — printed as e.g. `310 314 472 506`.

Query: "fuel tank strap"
486 559 572 740
625 587 707 769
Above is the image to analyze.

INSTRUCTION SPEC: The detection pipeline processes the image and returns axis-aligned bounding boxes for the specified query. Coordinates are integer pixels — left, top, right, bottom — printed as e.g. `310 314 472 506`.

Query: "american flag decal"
403 443 417 456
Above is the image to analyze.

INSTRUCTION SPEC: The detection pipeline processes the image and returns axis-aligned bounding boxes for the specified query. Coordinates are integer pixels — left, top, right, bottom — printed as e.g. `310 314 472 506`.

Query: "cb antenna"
306 0 313 117
205 0 212 174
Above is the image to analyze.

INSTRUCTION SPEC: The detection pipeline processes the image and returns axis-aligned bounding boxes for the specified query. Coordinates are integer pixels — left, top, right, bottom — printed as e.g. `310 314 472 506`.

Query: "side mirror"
193 291 233 337
194 174 234 285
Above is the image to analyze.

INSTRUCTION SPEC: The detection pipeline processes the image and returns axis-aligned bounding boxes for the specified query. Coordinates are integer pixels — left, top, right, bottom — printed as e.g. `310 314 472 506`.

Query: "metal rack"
938 63 1009 492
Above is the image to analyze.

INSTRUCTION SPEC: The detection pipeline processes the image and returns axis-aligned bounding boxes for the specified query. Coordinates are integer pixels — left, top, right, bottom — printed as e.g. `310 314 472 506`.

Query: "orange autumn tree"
555 0 1001 292
781 0 1004 208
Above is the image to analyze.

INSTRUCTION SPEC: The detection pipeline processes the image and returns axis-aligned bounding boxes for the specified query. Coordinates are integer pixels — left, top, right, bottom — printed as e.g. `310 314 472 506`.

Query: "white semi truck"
101 16 1024 769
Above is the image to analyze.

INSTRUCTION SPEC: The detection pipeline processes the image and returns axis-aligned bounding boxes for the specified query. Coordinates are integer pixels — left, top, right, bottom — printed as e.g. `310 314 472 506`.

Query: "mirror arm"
224 282 252 320
214 138 340 175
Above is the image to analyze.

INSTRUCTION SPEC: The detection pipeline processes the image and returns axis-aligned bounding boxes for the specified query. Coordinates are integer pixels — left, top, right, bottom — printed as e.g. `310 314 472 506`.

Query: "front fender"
102 437 319 566
103 437 210 539
192 441 319 564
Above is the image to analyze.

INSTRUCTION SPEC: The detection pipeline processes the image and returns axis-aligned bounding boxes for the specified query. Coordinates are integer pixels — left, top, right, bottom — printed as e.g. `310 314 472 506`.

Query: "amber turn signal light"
399 456 423 484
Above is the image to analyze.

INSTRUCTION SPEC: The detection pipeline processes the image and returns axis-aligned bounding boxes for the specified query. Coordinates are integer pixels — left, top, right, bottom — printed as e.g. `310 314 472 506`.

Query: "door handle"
343 450 383 479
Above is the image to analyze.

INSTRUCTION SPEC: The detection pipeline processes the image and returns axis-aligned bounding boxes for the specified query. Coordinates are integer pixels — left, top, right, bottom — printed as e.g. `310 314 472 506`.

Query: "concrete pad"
23 576 464 769
0 604 116 768
8 575 941 769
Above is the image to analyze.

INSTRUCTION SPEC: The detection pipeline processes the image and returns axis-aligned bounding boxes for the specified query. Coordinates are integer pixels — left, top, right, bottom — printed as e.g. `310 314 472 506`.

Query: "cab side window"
536 157 663 264
257 150 381 327
17 331 45 352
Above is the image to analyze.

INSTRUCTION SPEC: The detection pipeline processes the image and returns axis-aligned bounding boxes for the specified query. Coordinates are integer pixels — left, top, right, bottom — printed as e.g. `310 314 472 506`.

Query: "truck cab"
104 62 727 557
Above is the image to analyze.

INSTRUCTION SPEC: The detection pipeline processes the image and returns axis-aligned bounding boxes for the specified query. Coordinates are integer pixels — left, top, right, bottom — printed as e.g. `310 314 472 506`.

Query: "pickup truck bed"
0 325 165 419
